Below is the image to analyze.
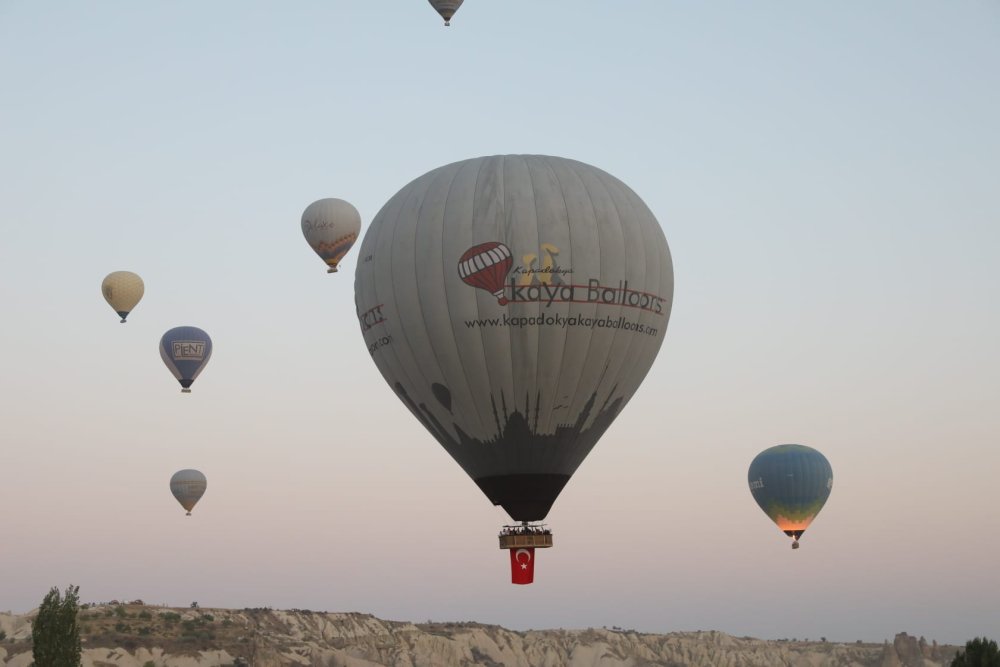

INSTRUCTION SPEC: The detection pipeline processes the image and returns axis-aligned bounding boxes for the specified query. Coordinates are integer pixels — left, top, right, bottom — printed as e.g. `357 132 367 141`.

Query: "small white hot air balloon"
301 198 362 273
101 271 144 323
428 0 463 26
170 469 207 516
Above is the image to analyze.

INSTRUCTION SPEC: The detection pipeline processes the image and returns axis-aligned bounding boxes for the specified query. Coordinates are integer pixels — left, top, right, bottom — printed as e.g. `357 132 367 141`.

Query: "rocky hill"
0 604 958 667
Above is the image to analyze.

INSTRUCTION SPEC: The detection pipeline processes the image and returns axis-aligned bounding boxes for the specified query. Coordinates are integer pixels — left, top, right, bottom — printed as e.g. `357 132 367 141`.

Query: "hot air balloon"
428 0 463 26
355 155 673 583
170 469 207 516
101 271 144 323
748 444 833 549
159 326 213 393
301 198 362 273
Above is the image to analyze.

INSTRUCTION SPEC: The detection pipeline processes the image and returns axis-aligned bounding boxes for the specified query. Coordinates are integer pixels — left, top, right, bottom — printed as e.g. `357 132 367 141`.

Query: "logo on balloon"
172 341 206 360
458 242 513 305
458 241 666 314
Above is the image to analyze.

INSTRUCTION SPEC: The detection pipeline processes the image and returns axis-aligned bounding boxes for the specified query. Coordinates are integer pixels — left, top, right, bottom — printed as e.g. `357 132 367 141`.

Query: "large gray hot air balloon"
355 155 673 527
170 469 207 516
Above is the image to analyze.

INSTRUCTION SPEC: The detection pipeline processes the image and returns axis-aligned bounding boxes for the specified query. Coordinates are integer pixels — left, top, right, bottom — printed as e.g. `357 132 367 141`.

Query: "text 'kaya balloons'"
301 198 362 273
429 0 463 26
159 326 213 393
355 155 673 522
748 444 833 549
101 271 144 323
170 469 207 516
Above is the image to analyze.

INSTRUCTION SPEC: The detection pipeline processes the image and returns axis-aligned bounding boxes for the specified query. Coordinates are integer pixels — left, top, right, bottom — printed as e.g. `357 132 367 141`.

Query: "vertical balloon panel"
356 155 673 521
424 161 505 441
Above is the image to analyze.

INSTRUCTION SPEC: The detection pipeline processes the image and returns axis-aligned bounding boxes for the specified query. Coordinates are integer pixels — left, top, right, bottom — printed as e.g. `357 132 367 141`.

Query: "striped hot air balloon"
170 469 207 516
428 0 463 26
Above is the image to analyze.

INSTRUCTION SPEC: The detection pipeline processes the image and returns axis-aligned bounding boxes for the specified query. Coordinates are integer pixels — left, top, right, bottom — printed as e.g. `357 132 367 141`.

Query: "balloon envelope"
355 155 673 521
170 469 207 514
101 271 144 323
428 0 463 25
159 326 213 393
748 444 833 542
301 198 362 273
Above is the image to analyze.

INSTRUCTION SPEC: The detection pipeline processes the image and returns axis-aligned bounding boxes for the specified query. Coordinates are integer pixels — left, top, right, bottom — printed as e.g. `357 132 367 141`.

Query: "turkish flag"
509 548 535 585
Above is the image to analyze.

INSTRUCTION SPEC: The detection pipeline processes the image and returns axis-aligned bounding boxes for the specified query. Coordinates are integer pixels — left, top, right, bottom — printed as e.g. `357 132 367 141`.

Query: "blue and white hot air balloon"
159 326 213 393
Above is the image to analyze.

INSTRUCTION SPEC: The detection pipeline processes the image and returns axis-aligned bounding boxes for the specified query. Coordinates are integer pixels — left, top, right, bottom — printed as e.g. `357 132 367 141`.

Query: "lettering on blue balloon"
172 341 205 360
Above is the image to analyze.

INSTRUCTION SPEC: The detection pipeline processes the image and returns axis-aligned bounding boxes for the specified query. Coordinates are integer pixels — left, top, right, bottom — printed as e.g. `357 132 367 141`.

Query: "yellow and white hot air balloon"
301 198 362 274
101 271 145 323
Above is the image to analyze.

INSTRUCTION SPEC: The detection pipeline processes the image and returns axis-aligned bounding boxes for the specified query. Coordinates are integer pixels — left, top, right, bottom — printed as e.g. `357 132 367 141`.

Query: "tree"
952 637 1000 667
32 585 82 667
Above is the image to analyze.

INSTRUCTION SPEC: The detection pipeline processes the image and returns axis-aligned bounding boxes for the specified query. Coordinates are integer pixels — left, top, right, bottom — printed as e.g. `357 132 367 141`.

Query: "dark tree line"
952 637 1000 667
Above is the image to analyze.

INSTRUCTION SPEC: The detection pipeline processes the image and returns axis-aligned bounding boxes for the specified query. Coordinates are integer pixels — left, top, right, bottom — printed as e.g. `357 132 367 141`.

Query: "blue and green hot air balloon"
159 326 213 393
748 444 832 549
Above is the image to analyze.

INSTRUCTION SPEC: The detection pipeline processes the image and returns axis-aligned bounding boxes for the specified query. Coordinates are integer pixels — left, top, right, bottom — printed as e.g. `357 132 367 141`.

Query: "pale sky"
1 0 998 645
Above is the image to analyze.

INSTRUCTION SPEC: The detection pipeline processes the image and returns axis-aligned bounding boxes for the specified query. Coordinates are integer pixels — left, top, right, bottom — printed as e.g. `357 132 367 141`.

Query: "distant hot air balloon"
355 155 674 583
159 326 213 393
301 198 362 273
428 0 463 26
101 271 144 323
748 444 833 549
170 469 207 516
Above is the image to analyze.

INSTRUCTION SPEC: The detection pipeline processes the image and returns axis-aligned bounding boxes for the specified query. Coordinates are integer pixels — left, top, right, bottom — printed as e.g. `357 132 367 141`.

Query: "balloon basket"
791 540 800 549
498 524 553 550
327 267 337 273
181 388 192 394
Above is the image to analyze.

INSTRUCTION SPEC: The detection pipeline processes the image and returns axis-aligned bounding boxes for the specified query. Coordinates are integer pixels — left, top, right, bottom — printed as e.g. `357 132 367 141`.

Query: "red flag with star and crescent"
509 548 535 585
